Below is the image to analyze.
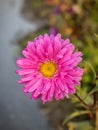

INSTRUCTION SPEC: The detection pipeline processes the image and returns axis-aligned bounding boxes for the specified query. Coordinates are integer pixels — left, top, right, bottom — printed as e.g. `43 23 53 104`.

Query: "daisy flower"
16 34 83 103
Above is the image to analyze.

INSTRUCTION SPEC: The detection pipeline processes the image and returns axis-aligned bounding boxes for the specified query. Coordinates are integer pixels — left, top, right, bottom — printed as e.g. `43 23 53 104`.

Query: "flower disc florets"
16 34 83 103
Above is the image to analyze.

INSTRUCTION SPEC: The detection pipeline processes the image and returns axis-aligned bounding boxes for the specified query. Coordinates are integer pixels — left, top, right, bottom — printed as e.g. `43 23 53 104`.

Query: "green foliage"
67 121 94 130
63 110 92 124
71 87 94 108
85 84 98 98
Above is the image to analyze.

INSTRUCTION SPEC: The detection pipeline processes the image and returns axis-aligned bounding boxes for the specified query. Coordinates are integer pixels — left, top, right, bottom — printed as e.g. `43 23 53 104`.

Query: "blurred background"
0 0 98 130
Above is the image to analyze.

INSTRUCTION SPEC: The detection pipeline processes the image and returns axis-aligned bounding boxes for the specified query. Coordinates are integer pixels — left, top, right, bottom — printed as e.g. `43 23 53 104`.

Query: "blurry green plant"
18 0 98 130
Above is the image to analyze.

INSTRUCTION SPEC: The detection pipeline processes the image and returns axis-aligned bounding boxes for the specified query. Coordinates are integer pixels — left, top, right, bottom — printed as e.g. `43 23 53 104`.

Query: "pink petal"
16 69 35 75
28 78 43 92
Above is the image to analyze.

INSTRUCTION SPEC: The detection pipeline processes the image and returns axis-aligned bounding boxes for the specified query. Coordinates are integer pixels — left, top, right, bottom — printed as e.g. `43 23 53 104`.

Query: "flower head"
16 34 83 103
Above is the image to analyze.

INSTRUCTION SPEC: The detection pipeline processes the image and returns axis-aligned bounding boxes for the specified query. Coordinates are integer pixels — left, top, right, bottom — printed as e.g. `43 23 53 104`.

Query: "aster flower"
16 34 83 103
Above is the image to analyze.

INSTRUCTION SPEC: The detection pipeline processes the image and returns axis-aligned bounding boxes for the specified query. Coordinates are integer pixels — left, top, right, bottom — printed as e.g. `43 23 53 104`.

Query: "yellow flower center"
40 61 57 78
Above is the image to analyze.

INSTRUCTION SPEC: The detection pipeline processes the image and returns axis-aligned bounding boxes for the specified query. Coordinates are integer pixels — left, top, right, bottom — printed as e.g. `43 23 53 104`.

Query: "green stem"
92 83 97 108
95 104 98 130
75 93 90 109
93 92 97 108
75 93 94 110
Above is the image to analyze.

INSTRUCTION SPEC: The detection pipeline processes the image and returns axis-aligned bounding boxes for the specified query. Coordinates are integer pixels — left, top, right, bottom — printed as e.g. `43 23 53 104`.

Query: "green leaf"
83 60 97 82
63 110 91 125
67 121 94 130
70 87 93 109
86 84 98 98
94 33 98 38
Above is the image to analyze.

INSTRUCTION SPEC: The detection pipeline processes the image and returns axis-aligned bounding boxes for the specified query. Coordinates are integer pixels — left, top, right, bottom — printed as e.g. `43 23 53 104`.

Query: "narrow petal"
48 43 53 59
28 78 43 92
16 69 35 75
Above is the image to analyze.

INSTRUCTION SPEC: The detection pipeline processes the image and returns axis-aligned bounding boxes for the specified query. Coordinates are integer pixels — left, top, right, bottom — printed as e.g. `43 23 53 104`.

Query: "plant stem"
75 93 93 109
95 104 98 130
93 92 96 107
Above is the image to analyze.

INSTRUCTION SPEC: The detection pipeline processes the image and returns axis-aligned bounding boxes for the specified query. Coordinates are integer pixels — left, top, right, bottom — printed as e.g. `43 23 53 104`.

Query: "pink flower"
16 34 83 103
